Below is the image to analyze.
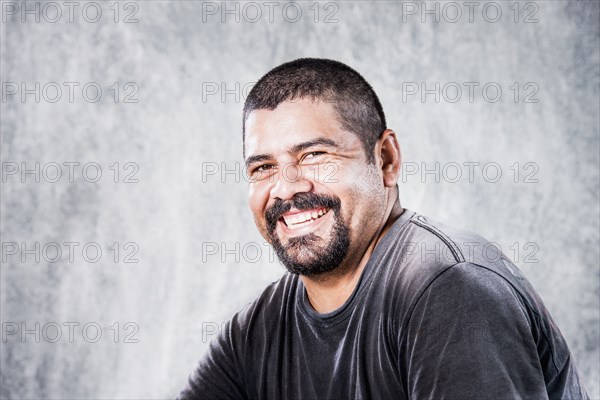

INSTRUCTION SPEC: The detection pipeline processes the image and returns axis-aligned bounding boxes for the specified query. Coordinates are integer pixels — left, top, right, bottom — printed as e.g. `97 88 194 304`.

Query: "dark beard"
265 192 350 276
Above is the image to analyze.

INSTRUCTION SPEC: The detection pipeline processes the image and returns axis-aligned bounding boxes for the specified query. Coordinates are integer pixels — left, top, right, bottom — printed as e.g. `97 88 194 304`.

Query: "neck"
300 190 404 314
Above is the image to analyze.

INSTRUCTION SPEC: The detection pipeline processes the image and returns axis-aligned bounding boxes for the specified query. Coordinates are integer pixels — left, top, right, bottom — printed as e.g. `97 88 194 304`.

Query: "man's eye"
253 164 274 173
303 151 325 160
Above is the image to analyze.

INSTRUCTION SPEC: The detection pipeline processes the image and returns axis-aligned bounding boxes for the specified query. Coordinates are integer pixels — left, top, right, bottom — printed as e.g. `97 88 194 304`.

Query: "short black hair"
243 58 387 163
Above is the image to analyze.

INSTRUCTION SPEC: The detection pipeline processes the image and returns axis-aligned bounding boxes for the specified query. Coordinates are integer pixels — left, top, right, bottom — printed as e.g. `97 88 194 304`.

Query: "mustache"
265 192 341 233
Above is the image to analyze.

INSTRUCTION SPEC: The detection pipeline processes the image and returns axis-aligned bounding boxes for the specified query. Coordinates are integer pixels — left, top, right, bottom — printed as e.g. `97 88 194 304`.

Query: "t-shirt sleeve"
401 262 549 400
177 317 248 400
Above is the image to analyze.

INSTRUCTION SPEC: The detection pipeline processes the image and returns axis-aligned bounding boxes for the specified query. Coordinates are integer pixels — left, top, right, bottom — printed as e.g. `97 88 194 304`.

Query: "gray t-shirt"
178 209 588 399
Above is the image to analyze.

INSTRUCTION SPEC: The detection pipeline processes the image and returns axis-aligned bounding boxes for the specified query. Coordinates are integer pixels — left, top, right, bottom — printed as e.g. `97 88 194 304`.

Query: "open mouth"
280 207 329 230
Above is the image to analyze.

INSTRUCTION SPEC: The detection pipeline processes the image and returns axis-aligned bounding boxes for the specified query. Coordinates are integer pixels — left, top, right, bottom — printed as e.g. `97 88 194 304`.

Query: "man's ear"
377 129 401 188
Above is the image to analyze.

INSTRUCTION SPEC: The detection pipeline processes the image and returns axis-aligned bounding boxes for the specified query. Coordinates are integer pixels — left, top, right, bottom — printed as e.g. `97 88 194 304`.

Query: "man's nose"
270 164 313 200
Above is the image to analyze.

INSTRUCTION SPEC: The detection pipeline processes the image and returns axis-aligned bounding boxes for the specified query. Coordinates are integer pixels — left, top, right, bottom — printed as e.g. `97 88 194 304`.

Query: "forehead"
244 99 358 158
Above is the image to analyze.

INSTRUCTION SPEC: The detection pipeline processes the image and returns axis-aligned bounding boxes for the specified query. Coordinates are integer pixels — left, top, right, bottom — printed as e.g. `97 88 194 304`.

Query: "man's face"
244 98 387 276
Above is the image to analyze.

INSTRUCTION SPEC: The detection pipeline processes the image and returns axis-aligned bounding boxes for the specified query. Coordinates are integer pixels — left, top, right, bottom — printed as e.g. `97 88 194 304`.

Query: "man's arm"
178 318 248 400
400 262 587 400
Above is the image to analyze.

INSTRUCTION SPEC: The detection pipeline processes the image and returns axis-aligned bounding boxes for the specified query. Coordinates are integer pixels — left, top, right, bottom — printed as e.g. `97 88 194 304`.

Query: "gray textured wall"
1 1 598 398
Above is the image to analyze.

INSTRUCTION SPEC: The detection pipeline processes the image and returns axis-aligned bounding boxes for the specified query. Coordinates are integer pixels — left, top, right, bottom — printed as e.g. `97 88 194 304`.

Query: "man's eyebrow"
245 154 272 168
290 138 339 153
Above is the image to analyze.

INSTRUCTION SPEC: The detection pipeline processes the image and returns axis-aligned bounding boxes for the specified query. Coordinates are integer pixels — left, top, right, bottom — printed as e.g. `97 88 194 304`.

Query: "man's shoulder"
404 212 497 263
379 210 536 314
395 210 526 281
229 272 298 335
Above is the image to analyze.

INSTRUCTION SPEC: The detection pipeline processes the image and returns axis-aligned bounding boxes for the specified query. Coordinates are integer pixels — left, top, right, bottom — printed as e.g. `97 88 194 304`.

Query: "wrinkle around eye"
301 151 327 162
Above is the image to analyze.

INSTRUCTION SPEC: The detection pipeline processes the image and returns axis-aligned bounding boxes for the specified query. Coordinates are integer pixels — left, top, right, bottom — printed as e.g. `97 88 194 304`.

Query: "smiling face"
244 98 389 276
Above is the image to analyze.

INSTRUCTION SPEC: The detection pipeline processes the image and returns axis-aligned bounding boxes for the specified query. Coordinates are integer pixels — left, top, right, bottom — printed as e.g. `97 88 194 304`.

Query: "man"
179 58 588 399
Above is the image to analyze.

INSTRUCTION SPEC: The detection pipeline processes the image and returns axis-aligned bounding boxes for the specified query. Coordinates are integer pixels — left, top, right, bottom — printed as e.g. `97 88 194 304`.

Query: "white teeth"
282 208 328 228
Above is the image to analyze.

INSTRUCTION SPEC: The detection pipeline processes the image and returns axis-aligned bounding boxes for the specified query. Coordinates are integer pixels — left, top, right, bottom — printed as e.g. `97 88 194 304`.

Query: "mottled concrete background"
1 1 598 398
